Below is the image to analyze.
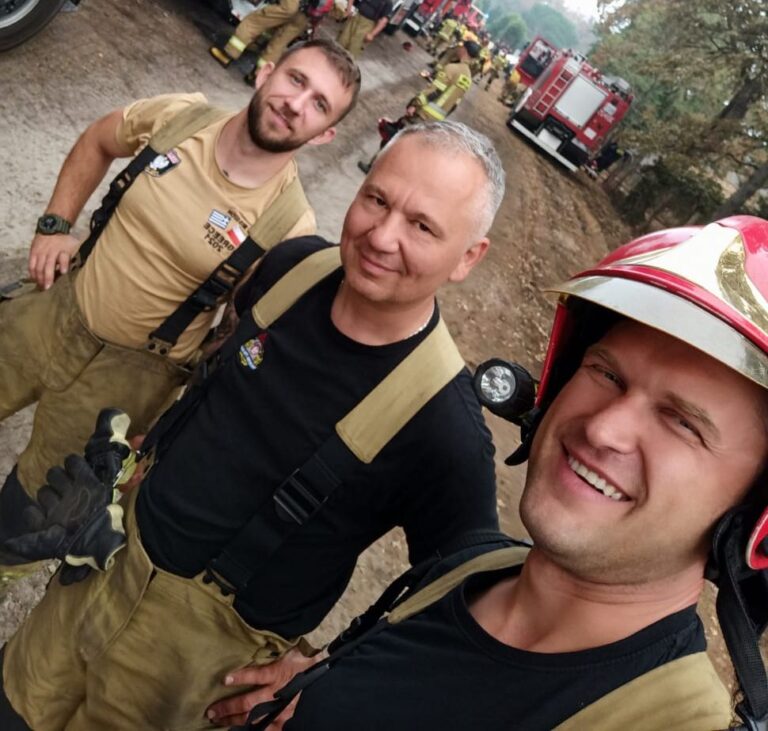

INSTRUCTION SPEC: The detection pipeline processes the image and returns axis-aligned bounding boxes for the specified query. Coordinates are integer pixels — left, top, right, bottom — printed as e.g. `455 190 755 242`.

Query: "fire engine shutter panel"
554 75 607 128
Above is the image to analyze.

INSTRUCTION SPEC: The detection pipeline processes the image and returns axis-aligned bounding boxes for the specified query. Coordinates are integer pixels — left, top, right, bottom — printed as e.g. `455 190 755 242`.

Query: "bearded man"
0 40 360 586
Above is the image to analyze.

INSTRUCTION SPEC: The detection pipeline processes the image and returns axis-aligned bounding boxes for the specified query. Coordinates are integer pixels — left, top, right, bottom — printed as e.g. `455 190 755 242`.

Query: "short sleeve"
116 92 209 155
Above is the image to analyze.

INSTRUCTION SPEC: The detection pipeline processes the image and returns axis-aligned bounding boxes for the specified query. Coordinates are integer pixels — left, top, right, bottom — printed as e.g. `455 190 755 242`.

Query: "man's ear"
254 61 276 89
449 238 490 283
307 127 337 147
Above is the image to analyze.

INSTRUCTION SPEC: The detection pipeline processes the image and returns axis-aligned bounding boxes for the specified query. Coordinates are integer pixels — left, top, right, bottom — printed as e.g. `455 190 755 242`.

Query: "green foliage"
487 12 528 50
618 162 724 225
592 0 768 219
521 4 578 49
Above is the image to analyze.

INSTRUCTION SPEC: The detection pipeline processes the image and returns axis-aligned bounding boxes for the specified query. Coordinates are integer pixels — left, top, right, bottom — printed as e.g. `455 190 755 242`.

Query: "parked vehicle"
508 46 633 171
0 0 79 51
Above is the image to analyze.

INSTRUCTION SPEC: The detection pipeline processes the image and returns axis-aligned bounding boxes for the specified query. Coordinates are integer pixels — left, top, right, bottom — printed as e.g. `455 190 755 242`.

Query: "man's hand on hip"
28 232 80 290
206 647 323 728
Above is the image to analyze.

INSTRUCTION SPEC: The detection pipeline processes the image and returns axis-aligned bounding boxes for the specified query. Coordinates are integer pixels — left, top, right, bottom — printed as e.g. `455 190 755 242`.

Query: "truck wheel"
0 0 68 51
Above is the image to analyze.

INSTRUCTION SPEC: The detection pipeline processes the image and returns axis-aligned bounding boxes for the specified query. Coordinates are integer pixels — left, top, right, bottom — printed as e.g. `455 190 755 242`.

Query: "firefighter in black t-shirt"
337 0 394 58
0 122 506 730
224 217 768 730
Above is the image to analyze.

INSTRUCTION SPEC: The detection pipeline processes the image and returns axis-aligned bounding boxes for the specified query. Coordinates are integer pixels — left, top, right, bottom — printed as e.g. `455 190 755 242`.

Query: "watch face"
41 215 57 232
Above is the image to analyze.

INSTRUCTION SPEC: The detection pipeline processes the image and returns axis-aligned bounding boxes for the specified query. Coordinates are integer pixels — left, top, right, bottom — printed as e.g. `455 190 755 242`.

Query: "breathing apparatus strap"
145 176 308 354
710 507 768 728
74 103 229 268
71 102 310 354
205 251 465 592
238 543 528 730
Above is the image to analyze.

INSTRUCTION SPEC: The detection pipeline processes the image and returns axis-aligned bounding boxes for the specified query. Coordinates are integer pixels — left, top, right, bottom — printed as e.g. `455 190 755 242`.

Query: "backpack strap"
203 248 467 594
554 652 733 731
75 102 229 267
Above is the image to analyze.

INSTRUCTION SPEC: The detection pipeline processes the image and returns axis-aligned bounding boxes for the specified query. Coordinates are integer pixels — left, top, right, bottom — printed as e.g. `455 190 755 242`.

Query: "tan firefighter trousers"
337 14 376 58
0 271 190 499
225 0 308 65
3 489 297 730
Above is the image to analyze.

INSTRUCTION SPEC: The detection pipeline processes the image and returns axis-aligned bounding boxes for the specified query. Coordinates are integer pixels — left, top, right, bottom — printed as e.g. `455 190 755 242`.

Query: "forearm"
370 16 388 38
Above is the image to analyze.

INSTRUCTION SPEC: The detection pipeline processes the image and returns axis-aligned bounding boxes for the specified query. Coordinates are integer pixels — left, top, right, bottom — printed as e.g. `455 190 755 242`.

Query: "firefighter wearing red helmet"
229 216 768 731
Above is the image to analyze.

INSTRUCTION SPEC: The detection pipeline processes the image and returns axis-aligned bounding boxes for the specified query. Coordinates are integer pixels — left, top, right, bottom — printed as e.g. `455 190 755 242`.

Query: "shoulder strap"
239 544 529 731
554 652 733 731
251 246 343 327
146 102 229 153
75 102 229 268
387 546 530 623
145 177 310 354
204 251 467 594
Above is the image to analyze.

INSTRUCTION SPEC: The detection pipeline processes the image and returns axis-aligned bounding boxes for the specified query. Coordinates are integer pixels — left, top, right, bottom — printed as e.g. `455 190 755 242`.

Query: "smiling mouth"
269 104 293 131
566 455 629 501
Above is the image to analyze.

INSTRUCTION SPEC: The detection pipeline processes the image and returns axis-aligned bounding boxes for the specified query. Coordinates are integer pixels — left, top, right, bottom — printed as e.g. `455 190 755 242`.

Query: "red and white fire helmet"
539 215 768 570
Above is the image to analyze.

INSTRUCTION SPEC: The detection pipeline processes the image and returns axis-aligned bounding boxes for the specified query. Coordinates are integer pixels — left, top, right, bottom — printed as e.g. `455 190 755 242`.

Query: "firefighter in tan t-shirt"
0 40 360 582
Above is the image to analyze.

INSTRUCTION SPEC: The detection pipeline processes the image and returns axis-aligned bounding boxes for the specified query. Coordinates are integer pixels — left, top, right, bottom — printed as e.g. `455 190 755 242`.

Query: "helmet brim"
548 275 768 389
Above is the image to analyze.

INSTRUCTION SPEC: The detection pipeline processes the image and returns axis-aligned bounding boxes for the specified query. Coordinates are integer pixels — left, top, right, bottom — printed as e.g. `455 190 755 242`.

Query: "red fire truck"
515 35 558 88
508 48 633 171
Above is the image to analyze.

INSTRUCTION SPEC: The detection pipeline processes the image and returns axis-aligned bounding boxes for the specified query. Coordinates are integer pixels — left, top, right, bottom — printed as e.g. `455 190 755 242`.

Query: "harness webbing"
70 101 311 354
146 177 308 353
74 103 229 268
241 545 733 731
203 246 467 595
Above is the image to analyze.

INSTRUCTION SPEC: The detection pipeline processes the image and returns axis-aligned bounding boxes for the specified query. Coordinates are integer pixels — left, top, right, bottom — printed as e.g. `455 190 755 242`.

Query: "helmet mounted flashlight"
472 359 536 424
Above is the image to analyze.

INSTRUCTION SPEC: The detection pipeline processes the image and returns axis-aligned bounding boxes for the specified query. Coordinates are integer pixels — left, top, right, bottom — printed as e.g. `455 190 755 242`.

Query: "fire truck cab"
508 48 633 171
515 35 557 88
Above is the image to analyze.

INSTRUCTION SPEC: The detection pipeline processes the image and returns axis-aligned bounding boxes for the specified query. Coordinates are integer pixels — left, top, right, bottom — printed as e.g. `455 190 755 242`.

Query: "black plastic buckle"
202 565 237 597
273 470 326 525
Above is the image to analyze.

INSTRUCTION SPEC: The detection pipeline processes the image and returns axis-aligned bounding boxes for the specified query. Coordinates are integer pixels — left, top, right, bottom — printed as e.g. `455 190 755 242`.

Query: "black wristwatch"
36 213 72 236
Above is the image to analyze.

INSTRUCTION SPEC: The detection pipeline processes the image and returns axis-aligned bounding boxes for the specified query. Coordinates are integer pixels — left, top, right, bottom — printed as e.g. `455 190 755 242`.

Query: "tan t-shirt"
74 93 316 363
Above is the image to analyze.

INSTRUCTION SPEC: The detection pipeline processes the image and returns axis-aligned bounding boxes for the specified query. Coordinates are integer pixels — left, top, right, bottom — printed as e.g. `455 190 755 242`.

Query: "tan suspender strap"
554 652 733 731
247 177 310 252
148 102 231 154
387 547 531 624
337 318 465 463
251 246 342 328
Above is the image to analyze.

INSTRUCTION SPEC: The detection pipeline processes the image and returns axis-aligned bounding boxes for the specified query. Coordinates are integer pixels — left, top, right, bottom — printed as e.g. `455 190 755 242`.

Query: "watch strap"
36 214 72 236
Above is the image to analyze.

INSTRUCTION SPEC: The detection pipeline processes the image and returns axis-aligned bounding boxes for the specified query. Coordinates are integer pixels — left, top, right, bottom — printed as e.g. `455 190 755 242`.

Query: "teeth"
567 456 625 501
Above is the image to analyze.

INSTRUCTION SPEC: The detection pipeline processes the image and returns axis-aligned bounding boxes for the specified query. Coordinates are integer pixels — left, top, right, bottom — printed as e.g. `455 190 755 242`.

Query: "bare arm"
29 108 132 289
364 16 389 42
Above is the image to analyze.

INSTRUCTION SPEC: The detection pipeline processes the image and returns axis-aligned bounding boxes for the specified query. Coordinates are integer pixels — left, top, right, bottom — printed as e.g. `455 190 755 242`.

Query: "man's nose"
286 89 312 115
367 213 401 253
583 394 644 454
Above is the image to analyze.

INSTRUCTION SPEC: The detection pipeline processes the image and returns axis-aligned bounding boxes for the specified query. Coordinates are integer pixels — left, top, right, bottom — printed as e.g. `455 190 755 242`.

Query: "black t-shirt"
288 566 706 730
356 0 394 21
135 237 498 638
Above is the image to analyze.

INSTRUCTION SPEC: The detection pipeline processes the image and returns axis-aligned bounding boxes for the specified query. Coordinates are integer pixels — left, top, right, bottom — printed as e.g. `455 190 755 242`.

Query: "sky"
561 0 599 19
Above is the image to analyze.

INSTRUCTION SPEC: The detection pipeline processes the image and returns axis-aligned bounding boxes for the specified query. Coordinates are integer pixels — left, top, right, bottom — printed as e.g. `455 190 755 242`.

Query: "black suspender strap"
74 146 159 267
73 102 230 269
146 176 309 354
204 432 359 596
145 236 267 355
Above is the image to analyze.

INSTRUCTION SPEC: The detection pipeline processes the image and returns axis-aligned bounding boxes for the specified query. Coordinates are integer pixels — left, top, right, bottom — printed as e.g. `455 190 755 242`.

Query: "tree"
591 0 768 220
521 4 578 49
487 12 528 50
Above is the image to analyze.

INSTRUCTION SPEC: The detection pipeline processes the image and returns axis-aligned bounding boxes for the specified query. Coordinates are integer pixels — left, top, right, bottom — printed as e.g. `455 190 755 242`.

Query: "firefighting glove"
2 409 131 585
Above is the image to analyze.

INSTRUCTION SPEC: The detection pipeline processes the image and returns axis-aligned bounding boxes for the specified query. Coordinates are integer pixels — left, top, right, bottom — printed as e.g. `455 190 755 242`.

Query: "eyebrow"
364 183 445 237
288 67 333 115
585 345 721 440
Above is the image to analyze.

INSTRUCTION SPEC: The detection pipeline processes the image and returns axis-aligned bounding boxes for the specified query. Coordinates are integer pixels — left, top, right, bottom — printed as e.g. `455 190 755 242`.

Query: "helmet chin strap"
708 507 768 729
504 408 542 466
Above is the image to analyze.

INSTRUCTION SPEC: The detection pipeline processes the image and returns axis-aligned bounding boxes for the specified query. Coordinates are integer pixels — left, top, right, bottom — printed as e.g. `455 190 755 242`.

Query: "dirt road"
0 0 741 694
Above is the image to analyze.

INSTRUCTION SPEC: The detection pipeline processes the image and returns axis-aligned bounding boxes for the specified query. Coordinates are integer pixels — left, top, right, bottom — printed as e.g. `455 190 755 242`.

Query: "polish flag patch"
227 224 246 248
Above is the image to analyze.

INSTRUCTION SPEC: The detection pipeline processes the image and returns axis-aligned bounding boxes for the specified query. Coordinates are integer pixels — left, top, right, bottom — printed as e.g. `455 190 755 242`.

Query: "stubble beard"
247 90 306 154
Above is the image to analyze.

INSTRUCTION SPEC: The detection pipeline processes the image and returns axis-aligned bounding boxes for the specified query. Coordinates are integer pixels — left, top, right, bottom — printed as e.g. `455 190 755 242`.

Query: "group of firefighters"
0 3 766 731
209 0 519 130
